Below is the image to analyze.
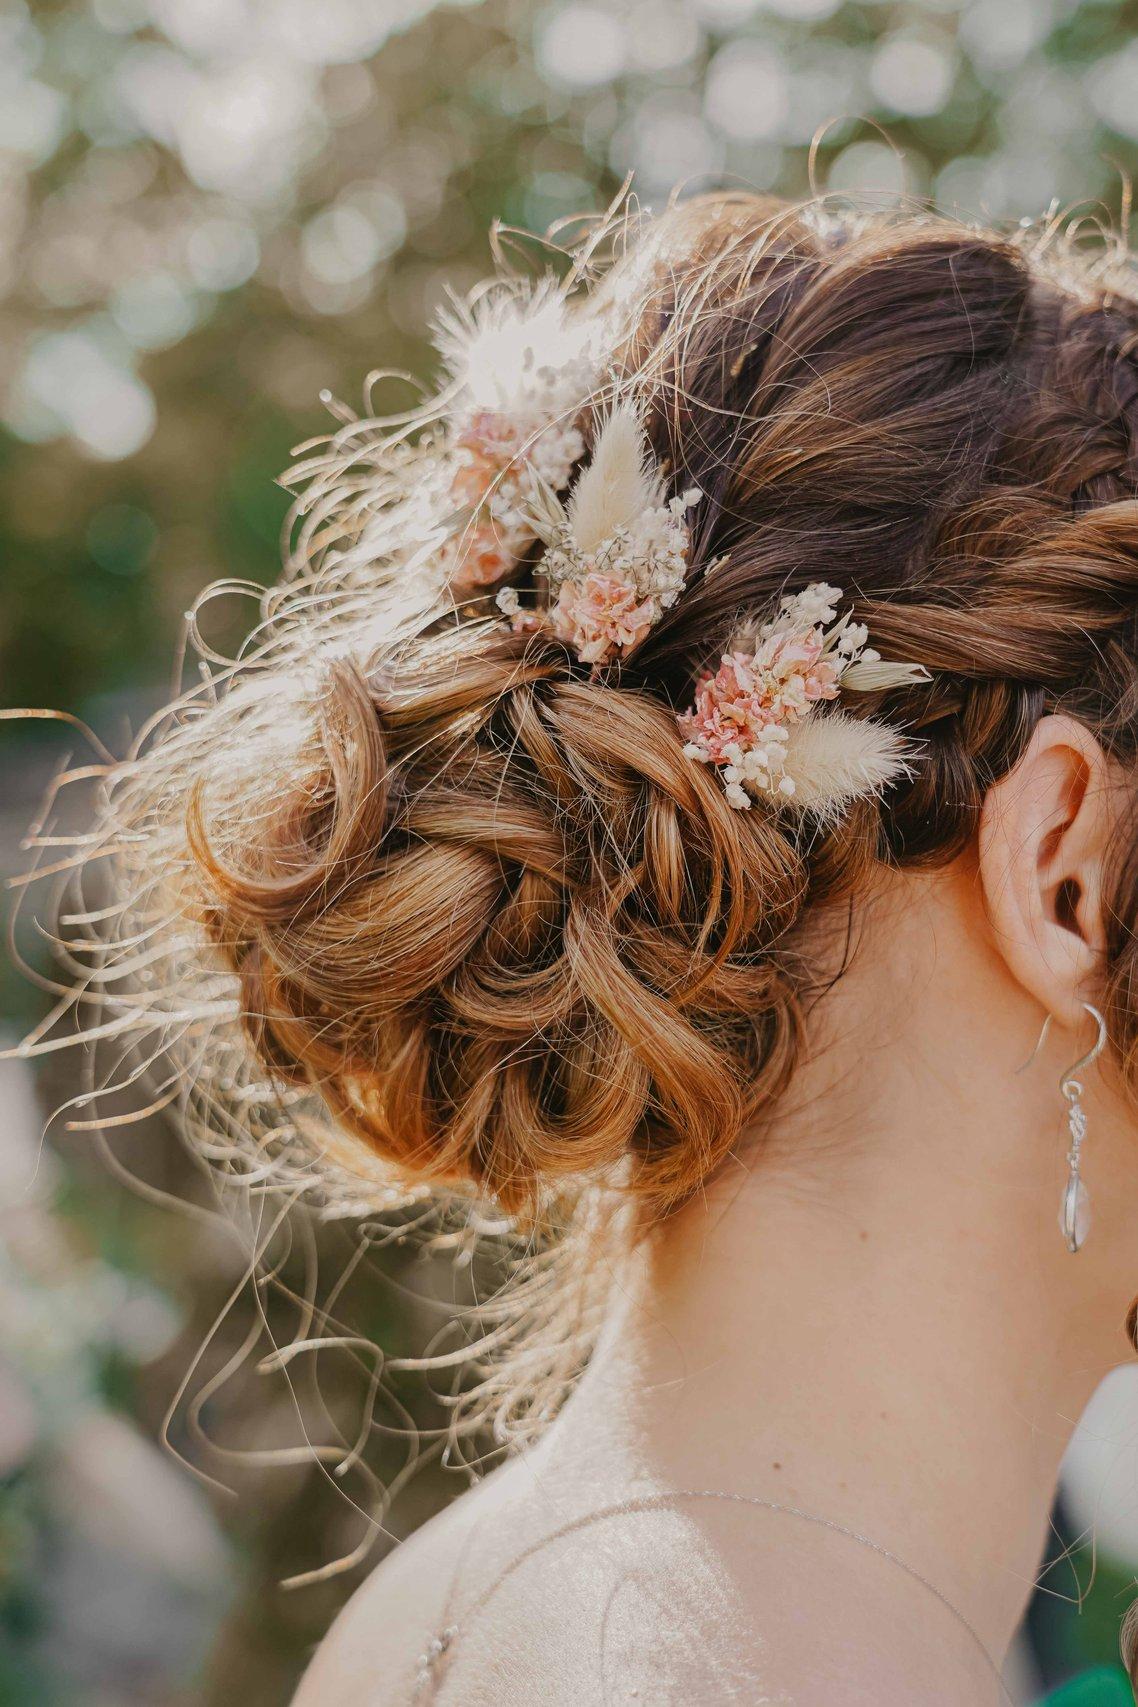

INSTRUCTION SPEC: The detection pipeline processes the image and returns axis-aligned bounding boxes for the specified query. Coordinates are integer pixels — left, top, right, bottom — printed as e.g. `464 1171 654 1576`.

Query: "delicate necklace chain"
412 1486 1014 1702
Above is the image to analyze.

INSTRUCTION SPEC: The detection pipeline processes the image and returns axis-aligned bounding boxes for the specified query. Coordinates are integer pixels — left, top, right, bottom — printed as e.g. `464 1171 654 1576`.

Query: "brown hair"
142 196 1138 1239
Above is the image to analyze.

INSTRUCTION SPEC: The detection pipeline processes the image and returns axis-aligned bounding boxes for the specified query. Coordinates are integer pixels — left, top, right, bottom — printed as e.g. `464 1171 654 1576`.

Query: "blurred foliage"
5 0 1138 1702
3 0 1138 724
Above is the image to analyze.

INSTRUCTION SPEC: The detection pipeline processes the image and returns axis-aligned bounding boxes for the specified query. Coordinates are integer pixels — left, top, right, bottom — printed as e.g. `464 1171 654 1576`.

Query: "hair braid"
130 195 1138 1234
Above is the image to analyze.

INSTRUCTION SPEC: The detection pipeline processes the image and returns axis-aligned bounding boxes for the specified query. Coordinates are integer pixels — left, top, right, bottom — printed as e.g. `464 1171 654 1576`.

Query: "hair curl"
181 193 1138 1230
25 192 1138 1459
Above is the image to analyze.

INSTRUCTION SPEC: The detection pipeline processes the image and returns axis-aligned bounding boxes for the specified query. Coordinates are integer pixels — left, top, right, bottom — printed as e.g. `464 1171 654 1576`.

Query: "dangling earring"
1025 1003 1108 1253
1058 1004 1108 1253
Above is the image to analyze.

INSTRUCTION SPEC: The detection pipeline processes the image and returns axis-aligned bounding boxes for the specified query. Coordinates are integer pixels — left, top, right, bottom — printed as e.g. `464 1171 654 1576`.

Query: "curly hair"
29 191 1138 1460
180 192 1138 1231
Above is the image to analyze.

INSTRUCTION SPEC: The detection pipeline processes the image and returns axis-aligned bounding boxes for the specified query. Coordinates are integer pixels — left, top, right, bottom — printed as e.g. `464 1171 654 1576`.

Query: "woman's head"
95 193 1138 1245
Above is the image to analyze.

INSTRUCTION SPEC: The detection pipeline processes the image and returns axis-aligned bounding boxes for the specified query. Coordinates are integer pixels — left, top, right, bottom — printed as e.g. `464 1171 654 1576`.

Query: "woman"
36 193 1138 1701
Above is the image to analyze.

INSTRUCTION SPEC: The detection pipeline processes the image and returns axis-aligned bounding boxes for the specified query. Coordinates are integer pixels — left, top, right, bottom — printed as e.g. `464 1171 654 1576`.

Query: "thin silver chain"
411 1486 1014 1702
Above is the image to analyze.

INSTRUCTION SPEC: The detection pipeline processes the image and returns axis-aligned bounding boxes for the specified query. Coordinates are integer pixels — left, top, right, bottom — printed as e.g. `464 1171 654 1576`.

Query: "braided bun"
136 194 1138 1226
189 635 805 1218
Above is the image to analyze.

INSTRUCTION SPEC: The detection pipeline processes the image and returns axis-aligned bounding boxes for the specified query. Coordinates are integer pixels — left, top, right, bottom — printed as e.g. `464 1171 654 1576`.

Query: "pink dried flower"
550 571 655 666
456 411 521 455
441 521 517 595
494 585 545 634
678 581 929 812
680 638 840 763
679 654 777 763
754 630 840 706
443 408 586 594
450 411 525 505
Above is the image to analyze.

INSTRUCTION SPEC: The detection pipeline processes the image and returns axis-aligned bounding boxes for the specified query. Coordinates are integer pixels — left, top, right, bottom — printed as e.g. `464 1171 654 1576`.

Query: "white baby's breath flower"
679 581 930 815
527 403 703 666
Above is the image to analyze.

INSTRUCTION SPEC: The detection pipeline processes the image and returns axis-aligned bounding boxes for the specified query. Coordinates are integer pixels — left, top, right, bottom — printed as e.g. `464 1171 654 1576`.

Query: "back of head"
70 193 1138 1334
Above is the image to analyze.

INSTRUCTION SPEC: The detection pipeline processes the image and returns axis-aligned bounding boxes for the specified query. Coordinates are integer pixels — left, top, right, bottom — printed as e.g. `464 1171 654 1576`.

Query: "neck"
559 868 1127 1663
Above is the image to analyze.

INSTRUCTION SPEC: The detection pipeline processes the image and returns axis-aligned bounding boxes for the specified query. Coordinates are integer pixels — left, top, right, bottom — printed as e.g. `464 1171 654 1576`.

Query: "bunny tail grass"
566 403 664 555
783 713 916 820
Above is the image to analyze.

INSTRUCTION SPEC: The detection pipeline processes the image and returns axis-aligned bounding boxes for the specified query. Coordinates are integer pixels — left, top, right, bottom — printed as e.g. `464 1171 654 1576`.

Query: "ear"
978 714 1115 1026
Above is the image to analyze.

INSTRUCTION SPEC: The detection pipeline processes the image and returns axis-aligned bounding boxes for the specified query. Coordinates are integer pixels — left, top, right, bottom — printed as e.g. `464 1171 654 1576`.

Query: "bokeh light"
4 3 1138 1702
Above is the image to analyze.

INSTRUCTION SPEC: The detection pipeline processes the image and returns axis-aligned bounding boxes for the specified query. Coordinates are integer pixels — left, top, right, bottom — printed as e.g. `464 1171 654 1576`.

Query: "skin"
296 715 1136 1704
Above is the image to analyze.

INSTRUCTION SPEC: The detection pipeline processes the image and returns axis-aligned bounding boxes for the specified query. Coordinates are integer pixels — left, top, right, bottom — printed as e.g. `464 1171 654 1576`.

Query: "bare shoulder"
292 1460 522 1707
294 1454 1008 1706
294 1454 769 1707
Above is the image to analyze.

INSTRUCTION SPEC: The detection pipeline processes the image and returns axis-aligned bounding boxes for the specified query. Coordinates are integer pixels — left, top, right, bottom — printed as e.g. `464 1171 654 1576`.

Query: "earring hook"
1059 1002 1108 1100
1017 1001 1108 1092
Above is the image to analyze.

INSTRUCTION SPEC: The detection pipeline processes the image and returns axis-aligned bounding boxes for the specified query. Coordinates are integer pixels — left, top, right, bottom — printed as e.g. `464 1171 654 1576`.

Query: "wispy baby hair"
18 188 1138 1466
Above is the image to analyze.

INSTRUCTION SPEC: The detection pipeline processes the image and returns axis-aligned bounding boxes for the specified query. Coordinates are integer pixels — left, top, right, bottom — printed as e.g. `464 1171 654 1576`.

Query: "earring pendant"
1024 1003 1107 1254
1059 1082 1090 1253
1054 1003 1107 1255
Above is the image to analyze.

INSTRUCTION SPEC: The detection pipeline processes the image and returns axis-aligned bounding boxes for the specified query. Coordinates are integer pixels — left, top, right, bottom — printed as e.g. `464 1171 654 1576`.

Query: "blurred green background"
5 0 1138 1702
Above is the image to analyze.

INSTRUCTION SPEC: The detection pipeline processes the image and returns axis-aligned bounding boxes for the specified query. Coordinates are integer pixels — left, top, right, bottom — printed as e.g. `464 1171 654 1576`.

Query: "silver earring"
1027 1003 1108 1252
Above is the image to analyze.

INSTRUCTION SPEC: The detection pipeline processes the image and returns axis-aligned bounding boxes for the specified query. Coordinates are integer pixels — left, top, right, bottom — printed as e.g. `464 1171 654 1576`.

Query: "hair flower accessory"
432 283 602 598
679 583 930 817
499 401 701 666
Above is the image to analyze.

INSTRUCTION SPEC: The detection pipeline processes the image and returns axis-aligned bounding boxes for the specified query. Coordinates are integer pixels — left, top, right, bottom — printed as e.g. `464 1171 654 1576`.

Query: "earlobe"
978 715 1114 1027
